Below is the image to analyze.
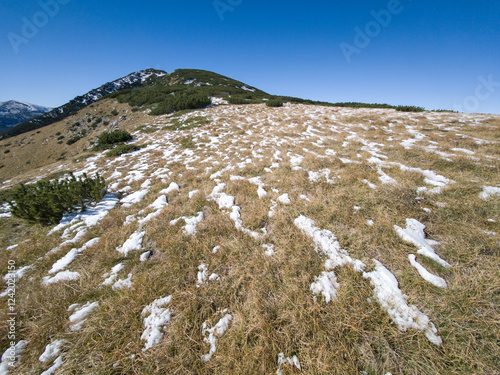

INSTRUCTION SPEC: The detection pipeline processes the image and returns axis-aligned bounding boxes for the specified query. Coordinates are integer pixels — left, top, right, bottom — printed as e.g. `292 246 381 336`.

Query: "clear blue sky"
1 0 499 114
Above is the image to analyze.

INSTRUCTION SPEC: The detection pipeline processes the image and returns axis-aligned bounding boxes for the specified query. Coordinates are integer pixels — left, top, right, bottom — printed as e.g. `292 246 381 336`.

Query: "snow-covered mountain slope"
0 100 51 133
1 102 499 374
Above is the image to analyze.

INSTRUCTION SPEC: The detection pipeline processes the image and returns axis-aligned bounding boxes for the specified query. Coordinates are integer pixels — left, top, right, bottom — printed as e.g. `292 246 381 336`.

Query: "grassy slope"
0 103 498 374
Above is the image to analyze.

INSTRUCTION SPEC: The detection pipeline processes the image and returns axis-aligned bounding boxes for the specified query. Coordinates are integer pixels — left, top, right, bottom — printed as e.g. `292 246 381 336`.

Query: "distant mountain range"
0 101 52 133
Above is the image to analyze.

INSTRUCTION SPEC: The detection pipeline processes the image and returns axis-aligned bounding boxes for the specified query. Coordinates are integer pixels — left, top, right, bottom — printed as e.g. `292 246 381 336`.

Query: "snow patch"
39 340 64 362
479 186 500 200
48 238 99 274
160 182 180 195
0 340 29 375
149 195 168 210
363 260 442 345
68 302 99 331
170 212 204 235
112 273 133 290
140 251 152 262
310 271 339 303
120 189 149 207
42 271 80 285
116 231 145 256
294 215 365 302
141 296 172 351
276 353 301 375
408 255 447 288
277 193 291 204
262 244 275 256
201 314 232 362
102 263 125 286
40 356 63 375
394 219 450 268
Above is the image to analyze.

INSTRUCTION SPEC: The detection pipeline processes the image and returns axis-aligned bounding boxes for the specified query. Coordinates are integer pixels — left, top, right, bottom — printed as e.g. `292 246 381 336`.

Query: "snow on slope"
4 102 498 372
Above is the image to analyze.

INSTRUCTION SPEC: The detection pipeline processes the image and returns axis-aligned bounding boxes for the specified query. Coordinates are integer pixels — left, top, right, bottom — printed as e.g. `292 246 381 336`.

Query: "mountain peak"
0 69 267 139
0 100 52 133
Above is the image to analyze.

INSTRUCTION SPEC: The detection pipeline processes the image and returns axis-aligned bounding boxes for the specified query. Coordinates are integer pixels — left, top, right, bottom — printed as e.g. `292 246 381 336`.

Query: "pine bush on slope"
9 173 107 225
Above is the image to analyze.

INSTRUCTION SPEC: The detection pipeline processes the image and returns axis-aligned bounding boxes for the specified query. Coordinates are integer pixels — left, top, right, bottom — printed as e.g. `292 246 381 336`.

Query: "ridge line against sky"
1 0 499 114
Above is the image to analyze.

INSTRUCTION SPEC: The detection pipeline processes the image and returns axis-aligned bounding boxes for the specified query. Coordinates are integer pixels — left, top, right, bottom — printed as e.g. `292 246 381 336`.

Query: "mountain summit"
0 100 51 133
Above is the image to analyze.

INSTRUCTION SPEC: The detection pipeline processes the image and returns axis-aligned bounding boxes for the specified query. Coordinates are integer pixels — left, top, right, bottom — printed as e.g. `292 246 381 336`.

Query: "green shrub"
395 105 425 112
69 122 81 132
9 173 107 225
66 135 83 145
0 186 15 205
4 149 10 154
111 109 119 116
90 118 102 129
266 99 284 107
106 144 142 157
150 92 212 116
228 96 249 105
94 130 132 151
131 107 140 112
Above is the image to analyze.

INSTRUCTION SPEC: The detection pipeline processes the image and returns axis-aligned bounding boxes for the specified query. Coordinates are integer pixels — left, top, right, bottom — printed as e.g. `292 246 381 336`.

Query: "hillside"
0 68 427 142
0 98 499 374
0 69 270 140
0 101 51 134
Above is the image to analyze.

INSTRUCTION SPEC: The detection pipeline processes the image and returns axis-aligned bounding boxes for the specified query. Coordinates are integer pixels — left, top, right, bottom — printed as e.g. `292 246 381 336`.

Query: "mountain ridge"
0 69 167 139
1 68 431 140
0 69 269 140
0 100 52 133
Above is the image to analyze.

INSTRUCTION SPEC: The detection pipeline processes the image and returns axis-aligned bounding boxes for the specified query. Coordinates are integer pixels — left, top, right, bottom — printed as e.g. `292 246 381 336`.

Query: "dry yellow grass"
0 101 498 374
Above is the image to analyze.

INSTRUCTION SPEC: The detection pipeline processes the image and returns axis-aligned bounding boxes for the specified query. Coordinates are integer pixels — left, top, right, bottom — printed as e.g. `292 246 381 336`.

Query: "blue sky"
1 0 499 114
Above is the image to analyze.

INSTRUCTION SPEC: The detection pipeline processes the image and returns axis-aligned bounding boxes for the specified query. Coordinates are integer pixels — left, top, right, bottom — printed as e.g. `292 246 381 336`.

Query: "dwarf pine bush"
97 130 132 145
228 96 249 105
266 99 284 107
93 130 133 151
149 92 212 116
9 173 107 225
